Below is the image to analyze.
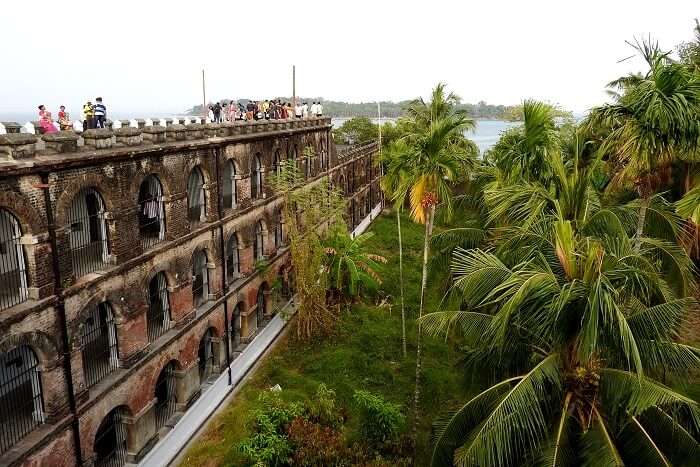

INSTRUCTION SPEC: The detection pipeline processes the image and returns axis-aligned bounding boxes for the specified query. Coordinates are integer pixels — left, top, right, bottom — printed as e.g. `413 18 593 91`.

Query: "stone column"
173 360 200 411
165 124 186 141
123 399 158 464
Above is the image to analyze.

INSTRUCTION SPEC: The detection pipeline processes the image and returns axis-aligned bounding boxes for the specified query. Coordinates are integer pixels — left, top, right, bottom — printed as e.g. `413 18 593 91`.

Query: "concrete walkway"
137 203 382 467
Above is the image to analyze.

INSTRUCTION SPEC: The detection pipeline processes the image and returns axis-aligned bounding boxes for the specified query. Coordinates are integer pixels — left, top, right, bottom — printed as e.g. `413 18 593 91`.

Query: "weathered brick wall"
0 118 379 466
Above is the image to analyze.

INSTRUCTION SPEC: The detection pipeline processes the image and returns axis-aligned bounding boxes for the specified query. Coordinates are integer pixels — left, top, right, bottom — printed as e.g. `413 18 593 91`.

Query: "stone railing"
0 117 331 161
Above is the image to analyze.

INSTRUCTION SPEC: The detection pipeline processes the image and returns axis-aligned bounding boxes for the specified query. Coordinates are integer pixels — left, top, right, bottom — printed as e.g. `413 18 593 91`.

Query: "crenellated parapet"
0 117 332 164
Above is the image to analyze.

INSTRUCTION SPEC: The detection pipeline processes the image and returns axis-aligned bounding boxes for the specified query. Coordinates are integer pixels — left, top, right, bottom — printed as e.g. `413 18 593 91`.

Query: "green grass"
181 211 477 466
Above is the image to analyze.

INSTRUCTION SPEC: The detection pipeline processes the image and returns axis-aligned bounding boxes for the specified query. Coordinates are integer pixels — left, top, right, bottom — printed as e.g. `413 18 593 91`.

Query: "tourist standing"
82 101 94 130
295 102 303 118
93 97 107 128
37 105 58 134
58 105 72 130
302 102 309 118
213 102 222 123
286 102 294 119
315 101 323 117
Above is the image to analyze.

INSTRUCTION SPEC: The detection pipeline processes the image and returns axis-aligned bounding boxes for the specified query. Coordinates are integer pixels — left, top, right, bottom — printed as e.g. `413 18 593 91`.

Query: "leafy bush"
352 390 405 446
286 417 348 466
237 391 304 466
308 383 343 428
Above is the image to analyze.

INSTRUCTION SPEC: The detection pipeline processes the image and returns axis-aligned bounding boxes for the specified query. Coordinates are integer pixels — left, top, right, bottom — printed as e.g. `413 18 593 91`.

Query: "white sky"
0 0 697 116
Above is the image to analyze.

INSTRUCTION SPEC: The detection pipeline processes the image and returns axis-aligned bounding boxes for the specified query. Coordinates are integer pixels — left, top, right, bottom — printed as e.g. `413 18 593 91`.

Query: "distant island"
184 98 573 122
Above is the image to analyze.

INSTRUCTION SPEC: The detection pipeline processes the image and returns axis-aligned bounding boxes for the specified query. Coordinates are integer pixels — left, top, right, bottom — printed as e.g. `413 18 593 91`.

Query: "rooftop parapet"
0 117 332 165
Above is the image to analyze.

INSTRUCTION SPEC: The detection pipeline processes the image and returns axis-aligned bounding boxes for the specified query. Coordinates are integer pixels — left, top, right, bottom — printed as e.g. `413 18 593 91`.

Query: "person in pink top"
38 105 58 134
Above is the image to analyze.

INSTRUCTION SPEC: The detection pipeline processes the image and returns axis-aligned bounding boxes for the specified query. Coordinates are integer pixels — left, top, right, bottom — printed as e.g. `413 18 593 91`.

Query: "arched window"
222 160 237 210
229 303 242 355
154 362 176 429
273 149 281 176
198 328 215 383
251 154 263 200
81 302 118 387
93 407 127 467
0 345 44 454
253 221 264 261
256 287 266 329
187 167 206 223
0 209 28 310
68 187 110 278
225 234 239 283
192 250 209 308
138 175 165 250
274 210 283 248
147 272 170 342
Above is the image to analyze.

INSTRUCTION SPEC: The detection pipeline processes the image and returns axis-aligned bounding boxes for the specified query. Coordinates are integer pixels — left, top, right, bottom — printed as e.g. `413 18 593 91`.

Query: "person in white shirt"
315 102 323 117
302 102 309 118
309 102 317 116
295 103 303 118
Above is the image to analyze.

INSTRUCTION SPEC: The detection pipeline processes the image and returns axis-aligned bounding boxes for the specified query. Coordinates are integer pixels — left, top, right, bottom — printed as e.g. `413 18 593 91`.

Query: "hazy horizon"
1 0 698 118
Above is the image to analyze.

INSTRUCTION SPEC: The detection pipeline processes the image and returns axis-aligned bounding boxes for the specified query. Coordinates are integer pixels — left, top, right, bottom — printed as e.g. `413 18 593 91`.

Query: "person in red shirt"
57 105 72 131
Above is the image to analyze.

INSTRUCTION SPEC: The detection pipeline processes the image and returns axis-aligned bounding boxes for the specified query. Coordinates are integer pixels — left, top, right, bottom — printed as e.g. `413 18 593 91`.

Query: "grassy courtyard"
181 211 478 466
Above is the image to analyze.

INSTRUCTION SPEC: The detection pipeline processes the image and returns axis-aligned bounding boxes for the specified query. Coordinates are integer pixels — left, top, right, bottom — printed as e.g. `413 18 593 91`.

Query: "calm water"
467 120 521 154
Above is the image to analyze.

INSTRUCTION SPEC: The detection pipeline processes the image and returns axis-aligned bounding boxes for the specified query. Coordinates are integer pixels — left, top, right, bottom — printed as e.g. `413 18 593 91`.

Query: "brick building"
0 117 380 466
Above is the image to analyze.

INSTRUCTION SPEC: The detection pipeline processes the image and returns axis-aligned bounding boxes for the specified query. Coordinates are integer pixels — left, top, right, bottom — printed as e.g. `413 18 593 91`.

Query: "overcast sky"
0 0 697 117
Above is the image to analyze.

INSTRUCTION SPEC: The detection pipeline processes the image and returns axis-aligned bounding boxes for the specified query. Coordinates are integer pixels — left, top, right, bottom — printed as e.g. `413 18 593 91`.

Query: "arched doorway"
68 187 110 277
80 301 119 387
0 208 28 310
0 345 44 454
198 328 215 383
154 362 177 429
256 286 267 329
192 250 209 308
187 167 206 224
229 303 242 354
147 272 170 342
137 175 165 249
93 406 128 467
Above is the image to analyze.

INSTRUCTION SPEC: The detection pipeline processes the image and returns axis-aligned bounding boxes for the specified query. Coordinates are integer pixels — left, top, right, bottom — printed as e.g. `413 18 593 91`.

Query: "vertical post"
40 173 84 466
377 102 384 208
202 69 206 120
292 65 296 107
213 147 233 385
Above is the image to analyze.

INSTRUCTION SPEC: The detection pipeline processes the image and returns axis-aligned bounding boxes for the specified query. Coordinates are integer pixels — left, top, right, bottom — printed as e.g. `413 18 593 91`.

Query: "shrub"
308 383 343 428
237 391 305 466
286 417 349 466
352 390 405 446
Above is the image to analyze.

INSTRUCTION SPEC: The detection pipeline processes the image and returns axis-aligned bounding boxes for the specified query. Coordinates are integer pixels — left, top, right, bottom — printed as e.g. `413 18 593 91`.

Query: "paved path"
137 203 382 467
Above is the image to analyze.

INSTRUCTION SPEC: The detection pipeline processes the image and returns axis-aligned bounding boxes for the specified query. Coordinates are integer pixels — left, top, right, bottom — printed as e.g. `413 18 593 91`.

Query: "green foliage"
324 230 387 299
237 391 304 466
308 383 343 428
333 117 379 145
353 390 405 446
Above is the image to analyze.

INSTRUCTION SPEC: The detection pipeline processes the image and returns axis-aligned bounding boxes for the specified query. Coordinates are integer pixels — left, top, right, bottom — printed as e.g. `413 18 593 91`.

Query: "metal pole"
202 69 207 120
213 147 233 386
40 174 84 466
292 65 296 108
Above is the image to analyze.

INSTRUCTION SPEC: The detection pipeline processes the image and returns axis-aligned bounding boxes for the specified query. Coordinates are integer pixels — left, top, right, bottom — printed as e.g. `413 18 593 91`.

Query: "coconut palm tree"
487 100 561 186
380 139 413 358
586 38 700 252
421 211 700 466
324 230 387 300
396 111 476 446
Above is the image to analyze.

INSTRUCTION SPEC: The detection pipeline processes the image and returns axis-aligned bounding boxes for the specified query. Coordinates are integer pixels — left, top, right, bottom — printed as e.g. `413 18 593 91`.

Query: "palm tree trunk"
397 208 407 358
412 204 435 449
633 196 650 253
